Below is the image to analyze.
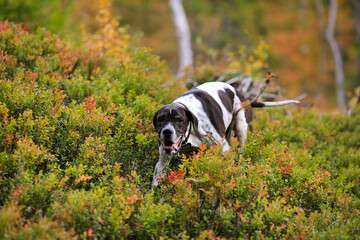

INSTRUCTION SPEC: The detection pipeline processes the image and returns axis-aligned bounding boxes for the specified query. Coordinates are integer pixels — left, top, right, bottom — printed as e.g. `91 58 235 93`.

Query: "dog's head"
153 103 200 154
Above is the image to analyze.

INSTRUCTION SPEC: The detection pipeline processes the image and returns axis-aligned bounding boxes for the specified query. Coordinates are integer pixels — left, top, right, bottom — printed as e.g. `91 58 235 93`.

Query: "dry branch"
225 72 301 109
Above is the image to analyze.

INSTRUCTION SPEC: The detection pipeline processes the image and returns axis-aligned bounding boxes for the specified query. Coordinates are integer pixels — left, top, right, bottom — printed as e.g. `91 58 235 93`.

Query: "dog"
152 81 298 186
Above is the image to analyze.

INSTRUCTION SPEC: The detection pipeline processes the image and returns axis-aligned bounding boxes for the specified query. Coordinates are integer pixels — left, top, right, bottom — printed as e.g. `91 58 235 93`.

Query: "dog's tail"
251 100 300 108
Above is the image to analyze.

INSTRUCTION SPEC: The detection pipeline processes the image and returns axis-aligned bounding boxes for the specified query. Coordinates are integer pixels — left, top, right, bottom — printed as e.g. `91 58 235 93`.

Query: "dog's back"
173 82 246 150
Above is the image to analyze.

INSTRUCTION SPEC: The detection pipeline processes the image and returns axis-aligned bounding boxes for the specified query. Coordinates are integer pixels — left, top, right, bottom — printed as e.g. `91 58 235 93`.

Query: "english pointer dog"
152 82 298 186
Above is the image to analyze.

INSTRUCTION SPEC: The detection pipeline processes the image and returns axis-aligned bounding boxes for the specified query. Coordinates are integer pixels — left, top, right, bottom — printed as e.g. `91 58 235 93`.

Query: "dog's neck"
182 121 192 146
172 102 193 146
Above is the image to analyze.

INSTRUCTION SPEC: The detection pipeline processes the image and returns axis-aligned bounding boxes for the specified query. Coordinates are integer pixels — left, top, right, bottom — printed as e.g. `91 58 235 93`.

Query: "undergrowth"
0 20 359 239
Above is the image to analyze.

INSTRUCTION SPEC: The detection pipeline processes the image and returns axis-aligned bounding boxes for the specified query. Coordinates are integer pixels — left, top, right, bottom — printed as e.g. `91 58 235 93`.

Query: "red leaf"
31 207 37 215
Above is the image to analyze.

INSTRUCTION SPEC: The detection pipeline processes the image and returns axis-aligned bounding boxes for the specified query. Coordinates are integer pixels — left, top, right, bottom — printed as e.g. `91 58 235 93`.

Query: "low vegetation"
0 21 359 239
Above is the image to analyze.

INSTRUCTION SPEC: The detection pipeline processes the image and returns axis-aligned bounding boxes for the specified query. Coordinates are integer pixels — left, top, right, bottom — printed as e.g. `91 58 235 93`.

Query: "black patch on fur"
180 88 226 137
218 88 234 113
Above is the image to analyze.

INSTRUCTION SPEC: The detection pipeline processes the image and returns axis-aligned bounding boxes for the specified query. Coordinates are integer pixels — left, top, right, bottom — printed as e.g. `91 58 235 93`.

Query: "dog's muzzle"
162 138 182 153
160 125 183 154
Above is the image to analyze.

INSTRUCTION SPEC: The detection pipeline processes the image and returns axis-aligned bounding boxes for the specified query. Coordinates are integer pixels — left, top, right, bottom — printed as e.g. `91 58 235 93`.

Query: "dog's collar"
182 121 192 146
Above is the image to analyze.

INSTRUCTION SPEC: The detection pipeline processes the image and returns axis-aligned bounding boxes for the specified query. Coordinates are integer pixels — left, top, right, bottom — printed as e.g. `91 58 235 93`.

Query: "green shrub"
49 175 143 239
0 20 360 239
253 108 360 197
0 203 76 240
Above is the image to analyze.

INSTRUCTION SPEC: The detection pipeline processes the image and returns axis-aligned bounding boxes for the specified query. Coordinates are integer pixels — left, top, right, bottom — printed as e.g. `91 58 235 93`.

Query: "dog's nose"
162 129 173 137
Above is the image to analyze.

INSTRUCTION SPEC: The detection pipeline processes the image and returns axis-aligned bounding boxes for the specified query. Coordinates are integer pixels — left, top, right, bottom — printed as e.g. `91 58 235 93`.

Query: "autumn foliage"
0 11 360 240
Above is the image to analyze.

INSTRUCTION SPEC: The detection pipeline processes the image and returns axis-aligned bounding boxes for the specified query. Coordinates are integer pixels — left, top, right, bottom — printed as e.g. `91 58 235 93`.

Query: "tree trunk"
315 0 327 99
325 0 346 111
354 0 360 73
169 0 193 79
298 0 307 23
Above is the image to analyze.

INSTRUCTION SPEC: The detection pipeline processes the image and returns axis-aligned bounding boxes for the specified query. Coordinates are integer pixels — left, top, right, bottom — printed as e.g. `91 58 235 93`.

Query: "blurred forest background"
1 1 360 238
1 0 359 111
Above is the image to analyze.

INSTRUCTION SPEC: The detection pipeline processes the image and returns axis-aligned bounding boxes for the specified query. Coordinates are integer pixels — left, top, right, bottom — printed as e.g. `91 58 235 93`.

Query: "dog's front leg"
152 147 172 187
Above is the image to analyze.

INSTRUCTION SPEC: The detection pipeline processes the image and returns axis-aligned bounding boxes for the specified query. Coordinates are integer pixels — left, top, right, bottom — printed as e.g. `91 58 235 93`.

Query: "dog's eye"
158 116 165 123
174 117 183 122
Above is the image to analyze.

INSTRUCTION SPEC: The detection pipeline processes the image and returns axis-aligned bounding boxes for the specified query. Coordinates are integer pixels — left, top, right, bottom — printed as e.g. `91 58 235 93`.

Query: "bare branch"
295 93 307 101
250 75 272 103
238 77 252 94
256 100 300 107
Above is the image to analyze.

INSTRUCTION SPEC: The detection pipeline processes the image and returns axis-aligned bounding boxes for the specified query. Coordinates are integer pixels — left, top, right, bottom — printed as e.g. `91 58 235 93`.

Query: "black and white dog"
152 82 298 186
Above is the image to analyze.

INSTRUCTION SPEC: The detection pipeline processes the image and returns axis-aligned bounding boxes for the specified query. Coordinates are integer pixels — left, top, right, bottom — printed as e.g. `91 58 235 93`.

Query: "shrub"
1 20 360 239
253 108 360 197
0 203 76 240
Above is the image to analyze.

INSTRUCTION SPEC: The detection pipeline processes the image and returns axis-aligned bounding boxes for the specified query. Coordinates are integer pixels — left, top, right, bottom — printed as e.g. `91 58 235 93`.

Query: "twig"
237 189 259 212
254 100 300 107
295 93 307 101
215 75 226 82
209 195 220 230
250 72 275 103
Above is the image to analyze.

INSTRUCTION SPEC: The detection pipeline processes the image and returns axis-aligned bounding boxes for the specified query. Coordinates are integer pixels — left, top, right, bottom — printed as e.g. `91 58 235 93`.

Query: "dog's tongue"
163 139 181 151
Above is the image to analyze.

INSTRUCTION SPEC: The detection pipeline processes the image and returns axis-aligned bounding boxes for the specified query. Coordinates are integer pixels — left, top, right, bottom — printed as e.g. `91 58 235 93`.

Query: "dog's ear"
184 108 202 139
153 110 159 132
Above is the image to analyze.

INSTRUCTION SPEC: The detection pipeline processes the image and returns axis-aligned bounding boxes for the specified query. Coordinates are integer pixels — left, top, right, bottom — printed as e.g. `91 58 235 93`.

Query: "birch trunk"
315 0 327 99
169 0 193 79
325 0 347 111
354 0 360 72
298 0 307 23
